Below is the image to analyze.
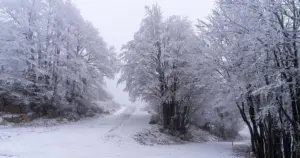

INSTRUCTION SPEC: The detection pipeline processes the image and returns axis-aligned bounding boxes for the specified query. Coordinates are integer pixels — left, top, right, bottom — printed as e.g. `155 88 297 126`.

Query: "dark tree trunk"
163 103 169 129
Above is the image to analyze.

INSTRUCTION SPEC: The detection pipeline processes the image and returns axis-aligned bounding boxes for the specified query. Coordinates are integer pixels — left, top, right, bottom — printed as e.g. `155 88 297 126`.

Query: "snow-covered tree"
0 0 116 118
199 0 300 157
119 5 207 134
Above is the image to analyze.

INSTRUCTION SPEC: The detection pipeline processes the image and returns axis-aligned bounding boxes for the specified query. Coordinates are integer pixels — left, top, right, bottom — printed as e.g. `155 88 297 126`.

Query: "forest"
119 1 300 157
0 0 117 119
1 0 300 158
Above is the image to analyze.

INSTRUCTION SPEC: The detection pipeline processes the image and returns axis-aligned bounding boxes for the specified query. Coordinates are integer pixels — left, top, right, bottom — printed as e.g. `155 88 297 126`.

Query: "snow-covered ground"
0 106 242 158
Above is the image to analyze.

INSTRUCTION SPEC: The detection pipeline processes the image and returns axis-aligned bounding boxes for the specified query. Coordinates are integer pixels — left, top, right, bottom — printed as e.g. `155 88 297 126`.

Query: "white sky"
74 0 215 105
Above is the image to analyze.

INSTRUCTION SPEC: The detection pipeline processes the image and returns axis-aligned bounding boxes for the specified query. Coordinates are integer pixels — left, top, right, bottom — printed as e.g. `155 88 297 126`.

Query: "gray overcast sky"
74 0 215 105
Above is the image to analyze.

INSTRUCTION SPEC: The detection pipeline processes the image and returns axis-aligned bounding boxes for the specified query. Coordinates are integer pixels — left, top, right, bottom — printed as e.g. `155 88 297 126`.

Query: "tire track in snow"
107 113 132 133
101 106 136 144
107 106 135 133
0 153 19 158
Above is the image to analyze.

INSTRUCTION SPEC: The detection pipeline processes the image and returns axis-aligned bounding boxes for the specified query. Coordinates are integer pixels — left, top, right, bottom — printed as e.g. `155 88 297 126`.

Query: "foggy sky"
74 0 215 105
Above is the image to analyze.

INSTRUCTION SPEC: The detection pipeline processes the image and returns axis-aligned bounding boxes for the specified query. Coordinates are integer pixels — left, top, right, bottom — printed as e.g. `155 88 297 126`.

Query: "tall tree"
0 0 117 117
119 5 203 134
199 0 300 157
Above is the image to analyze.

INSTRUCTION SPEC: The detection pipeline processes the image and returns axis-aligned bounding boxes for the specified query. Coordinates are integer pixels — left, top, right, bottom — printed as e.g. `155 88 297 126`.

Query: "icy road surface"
0 106 241 158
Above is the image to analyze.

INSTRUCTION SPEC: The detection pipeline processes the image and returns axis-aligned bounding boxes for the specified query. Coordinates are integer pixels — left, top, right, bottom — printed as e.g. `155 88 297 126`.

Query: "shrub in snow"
149 113 160 125
232 143 251 157
134 125 218 146
133 127 185 146
208 109 242 140
95 100 121 114
2 114 23 123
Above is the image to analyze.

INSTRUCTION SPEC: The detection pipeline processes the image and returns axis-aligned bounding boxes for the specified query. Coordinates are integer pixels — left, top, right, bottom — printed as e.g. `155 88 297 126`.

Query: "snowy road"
0 106 240 158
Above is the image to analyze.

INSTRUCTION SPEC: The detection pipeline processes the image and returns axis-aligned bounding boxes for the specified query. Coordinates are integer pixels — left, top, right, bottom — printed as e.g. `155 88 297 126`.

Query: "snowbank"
133 125 219 146
133 127 185 146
